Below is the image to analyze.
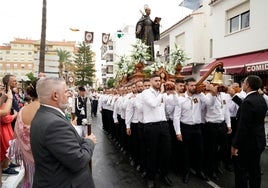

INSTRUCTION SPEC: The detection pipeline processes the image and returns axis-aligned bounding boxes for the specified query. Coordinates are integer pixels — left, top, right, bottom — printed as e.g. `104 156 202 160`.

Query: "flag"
102 33 110 45
85 31 94 43
70 28 80 32
179 0 201 10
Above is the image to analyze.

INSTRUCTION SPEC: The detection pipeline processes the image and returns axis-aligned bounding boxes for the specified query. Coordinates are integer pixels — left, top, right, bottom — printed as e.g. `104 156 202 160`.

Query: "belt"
206 121 225 126
144 121 167 126
181 122 201 129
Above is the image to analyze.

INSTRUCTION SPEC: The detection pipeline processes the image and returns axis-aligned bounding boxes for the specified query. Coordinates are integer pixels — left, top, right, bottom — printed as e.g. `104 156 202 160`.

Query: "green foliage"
73 42 95 87
107 77 115 88
56 49 72 78
26 72 36 82
97 87 103 91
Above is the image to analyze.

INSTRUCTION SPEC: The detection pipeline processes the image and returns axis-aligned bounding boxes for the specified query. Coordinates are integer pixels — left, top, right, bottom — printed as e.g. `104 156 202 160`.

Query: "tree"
39 0 47 73
106 77 115 88
57 49 72 78
73 42 95 86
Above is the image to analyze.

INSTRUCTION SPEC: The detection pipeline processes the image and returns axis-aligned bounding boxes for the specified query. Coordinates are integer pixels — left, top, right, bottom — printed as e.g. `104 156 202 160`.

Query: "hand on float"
227 87 235 97
160 83 165 94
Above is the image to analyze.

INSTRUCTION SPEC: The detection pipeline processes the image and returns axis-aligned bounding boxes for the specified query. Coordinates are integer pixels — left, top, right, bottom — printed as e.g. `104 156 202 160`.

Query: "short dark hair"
185 77 196 85
246 75 262 91
175 79 185 84
143 78 150 83
78 86 86 91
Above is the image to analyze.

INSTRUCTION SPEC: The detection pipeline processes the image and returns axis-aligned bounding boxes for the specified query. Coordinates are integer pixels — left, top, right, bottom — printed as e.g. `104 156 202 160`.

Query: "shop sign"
245 62 268 72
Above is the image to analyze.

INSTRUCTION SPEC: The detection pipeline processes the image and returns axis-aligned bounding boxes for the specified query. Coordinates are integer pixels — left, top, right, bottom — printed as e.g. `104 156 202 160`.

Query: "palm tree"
57 49 72 78
39 0 47 73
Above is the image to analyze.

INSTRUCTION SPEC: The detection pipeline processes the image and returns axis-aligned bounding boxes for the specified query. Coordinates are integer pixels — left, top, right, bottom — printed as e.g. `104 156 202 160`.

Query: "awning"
200 50 268 76
180 65 193 75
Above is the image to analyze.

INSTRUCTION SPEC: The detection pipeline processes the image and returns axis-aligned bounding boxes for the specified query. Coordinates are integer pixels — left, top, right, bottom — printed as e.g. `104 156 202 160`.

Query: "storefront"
200 50 268 87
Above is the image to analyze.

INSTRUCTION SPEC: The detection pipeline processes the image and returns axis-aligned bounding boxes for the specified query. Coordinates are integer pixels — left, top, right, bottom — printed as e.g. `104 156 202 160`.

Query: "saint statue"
135 4 160 61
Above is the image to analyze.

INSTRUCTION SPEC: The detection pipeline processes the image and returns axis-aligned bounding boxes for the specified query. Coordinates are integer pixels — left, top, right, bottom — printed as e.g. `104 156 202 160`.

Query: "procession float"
115 39 189 86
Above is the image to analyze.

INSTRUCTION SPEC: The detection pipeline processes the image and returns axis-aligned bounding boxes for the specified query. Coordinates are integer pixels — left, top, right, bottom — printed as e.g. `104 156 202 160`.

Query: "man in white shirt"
173 78 211 183
203 83 232 181
141 74 173 188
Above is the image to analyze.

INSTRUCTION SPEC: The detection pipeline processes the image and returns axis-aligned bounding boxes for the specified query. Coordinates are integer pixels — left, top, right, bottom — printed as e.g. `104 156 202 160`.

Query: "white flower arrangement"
144 57 163 74
143 58 176 75
169 43 189 67
130 39 151 64
116 55 134 79
116 39 151 79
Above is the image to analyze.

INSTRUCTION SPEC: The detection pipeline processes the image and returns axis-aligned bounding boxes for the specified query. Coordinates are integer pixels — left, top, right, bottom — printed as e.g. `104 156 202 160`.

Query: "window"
230 15 239 33
209 39 213 58
227 1 250 34
28 52 32 55
241 11 250 29
229 10 250 33
107 65 113 74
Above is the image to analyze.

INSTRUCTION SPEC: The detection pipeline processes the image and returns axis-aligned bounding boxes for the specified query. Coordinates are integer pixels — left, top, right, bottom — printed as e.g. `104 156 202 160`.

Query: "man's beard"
58 101 69 111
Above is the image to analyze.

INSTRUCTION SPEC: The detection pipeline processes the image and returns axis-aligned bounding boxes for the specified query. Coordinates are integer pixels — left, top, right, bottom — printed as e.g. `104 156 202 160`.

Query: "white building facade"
157 0 268 85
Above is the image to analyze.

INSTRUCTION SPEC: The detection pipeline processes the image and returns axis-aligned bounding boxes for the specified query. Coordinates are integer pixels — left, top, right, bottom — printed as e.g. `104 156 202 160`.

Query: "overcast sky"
0 0 192 49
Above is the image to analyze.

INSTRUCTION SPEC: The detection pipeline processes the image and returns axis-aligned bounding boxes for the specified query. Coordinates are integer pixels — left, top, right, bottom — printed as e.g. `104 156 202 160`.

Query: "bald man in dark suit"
30 77 96 188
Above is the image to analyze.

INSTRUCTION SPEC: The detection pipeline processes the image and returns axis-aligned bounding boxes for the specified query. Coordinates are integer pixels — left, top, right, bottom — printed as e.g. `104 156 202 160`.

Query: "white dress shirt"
173 92 211 134
141 88 167 124
133 93 144 123
125 96 140 128
205 92 231 127
163 93 179 120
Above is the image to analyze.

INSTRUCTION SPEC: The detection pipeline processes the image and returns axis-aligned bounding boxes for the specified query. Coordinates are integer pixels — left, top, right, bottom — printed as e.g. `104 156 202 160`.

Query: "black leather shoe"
161 176 173 186
2 167 19 175
141 171 147 178
9 162 20 168
136 165 141 172
147 180 155 188
211 172 220 181
183 173 190 184
196 171 209 181
130 160 135 167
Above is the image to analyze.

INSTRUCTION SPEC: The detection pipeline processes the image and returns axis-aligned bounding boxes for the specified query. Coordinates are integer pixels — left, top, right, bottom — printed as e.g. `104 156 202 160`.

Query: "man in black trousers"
232 75 267 188
140 74 172 188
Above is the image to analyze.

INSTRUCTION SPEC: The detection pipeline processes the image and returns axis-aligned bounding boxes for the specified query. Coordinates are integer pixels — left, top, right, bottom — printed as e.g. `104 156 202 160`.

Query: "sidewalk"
1 166 24 188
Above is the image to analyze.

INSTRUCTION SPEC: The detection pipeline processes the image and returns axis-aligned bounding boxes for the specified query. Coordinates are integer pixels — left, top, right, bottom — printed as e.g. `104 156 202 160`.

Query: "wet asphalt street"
91 113 268 188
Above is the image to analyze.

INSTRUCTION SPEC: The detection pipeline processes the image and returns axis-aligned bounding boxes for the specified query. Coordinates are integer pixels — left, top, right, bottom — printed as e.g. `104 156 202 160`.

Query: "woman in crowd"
1 83 18 187
9 79 40 188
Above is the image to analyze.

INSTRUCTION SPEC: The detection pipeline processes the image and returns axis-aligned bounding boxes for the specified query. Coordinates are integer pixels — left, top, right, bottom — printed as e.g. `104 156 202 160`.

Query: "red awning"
200 50 268 76
181 65 193 75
